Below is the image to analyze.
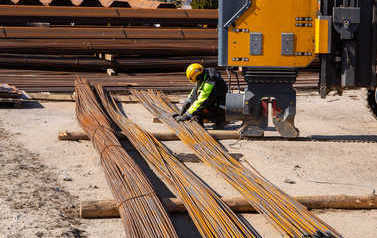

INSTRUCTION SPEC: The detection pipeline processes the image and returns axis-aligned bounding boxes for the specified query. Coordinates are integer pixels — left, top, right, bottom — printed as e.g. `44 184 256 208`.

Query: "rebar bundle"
133 89 343 238
75 78 178 238
94 84 262 238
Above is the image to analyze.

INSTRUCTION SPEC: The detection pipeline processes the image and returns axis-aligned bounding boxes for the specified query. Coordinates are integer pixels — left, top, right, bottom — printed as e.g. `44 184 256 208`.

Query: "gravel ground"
0 122 83 238
0 89 377 237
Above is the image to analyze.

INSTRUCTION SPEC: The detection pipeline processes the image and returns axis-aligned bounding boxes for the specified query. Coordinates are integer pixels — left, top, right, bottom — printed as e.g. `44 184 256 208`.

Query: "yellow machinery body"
226 0 319 68
219 0 377 138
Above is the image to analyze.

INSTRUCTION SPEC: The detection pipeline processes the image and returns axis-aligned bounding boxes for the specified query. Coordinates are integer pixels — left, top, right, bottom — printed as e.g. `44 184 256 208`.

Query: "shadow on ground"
119 140 202 237
176 153 244 163
0 101 44 109
242 135 377 143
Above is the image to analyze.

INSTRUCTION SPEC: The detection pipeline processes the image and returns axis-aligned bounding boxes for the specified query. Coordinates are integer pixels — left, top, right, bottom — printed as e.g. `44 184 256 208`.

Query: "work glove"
175 113 193 122
171 113 179 118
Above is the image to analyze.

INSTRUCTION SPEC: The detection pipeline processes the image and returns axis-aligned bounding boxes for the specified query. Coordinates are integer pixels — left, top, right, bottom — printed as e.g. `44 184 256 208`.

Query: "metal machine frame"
319 0 377 96
219 0 377 138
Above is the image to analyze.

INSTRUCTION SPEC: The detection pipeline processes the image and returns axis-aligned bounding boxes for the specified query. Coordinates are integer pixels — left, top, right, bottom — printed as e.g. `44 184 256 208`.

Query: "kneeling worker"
175 63 228 129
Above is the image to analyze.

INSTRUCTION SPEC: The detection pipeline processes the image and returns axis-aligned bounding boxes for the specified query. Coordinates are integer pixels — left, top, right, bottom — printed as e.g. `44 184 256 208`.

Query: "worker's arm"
180 88 195 115
187 81 215 115
187 87 197 102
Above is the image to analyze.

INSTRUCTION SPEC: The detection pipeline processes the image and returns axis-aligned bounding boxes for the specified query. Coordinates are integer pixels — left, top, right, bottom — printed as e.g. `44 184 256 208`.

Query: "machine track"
367 89 377 119
254 135 377 143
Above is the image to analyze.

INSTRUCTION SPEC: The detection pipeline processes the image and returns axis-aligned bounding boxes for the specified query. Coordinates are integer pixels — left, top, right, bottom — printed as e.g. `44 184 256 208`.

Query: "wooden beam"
58 130 241 141
81 195 377 219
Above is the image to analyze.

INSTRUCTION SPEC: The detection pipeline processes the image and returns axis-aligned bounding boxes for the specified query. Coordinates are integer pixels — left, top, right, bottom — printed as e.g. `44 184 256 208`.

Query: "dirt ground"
0 89 377 238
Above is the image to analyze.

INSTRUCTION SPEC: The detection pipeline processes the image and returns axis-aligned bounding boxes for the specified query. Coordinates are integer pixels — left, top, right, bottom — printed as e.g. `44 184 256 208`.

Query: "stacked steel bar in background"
0 27 218 55
0 54 218 72
0 26 217 56
0 5 217 69
0 0 175 8
0 69 320 93
0 5 324 94
0 5 217 26
0 5 220 91
0 27 217 40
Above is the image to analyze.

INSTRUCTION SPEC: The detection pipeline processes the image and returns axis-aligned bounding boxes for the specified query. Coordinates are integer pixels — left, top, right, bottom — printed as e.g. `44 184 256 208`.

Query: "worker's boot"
193 115 204 127
215 120 226 130
214 109 226 130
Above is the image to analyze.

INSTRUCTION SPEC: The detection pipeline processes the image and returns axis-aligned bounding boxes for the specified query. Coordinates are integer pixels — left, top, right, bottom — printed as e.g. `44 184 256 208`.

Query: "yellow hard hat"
186 63 204 83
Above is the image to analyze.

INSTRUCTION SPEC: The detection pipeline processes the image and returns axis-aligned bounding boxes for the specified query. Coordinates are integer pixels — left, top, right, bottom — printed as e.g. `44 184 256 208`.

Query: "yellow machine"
226 0 318 68
219 0 377 138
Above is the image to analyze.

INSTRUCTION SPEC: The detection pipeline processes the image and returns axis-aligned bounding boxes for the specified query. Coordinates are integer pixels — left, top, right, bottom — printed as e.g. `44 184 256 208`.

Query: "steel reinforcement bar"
75 78 178 237
133 89 343 238
94 84 261 238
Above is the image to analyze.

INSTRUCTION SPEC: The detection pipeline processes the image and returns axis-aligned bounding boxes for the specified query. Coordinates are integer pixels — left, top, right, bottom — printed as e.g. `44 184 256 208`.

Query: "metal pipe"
0 39 218 56
0 5 217 26
0 27 217 40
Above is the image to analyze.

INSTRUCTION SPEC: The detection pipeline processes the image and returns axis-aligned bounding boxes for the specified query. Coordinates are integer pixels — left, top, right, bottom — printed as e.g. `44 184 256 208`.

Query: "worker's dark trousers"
196 108 226 129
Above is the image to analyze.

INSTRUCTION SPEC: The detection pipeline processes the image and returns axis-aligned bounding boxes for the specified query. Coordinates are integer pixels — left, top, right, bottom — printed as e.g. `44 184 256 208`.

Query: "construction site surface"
0 3 377 238
0 89 376 237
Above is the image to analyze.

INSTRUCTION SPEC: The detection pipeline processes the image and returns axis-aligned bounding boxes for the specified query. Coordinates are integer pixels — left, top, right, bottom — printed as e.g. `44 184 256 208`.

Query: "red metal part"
271 99 282 118
261 99 269 117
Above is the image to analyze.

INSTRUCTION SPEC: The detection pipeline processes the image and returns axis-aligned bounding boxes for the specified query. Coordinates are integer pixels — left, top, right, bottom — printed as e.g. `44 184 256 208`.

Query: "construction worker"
175 63 228 129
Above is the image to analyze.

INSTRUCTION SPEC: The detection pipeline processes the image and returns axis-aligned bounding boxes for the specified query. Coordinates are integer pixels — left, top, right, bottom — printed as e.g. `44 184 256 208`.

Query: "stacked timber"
0 84 22 98
0 83 31 104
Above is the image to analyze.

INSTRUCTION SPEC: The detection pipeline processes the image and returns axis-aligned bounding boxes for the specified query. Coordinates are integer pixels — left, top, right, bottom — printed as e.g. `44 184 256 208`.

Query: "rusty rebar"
94 84 262 237
75 78 178 237
133 89 343 238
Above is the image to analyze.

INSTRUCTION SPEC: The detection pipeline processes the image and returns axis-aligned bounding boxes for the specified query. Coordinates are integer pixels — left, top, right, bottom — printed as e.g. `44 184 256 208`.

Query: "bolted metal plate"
333 7 360 24
250 32 263 55
281 33 295 56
